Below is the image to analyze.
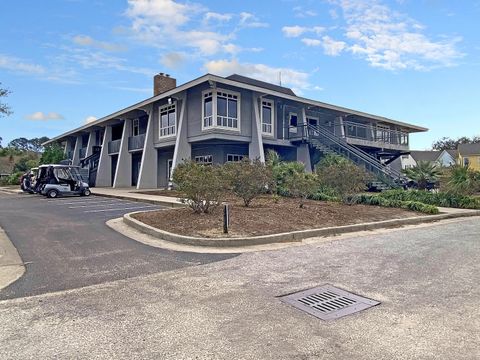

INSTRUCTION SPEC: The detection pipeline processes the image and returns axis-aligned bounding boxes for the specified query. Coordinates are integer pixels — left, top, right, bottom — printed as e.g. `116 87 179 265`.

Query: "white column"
137 106 158 189
113 119 132 188
72 135 82 166
85 130 95 158
249 94 265 162
95 126 112 187
170 93 191 186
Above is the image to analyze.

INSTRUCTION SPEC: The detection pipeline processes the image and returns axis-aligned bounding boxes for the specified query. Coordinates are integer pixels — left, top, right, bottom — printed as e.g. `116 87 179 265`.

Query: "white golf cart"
40 165 91 198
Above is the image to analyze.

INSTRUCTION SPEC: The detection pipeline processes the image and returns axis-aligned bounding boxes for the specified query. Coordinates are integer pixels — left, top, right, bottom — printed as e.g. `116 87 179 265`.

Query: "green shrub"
442 165 480 195
172 161 226 213
377 189 480 209
346 194 440 214
269 159 306 196
403 161 441 190
315 155 371 199
223 158 273 207
0 171 22 186
284 170 318 208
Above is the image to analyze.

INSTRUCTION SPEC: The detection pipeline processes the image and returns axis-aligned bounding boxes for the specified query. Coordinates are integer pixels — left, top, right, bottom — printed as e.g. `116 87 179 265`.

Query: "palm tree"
403 161 442 190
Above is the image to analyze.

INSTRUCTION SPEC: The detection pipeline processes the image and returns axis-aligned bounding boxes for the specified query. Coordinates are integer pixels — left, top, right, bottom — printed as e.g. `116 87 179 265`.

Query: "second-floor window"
132 119 140 137
195 155 213 164
202 89 240 131
159 104 176 138
261 100 274 135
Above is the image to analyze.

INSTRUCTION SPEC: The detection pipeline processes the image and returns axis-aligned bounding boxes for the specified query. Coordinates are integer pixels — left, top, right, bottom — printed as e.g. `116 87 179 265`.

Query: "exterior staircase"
79 148 101 187
303 123 407 189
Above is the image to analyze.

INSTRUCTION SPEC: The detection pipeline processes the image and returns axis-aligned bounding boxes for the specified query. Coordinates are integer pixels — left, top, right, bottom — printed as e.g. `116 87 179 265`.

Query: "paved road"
0 192 235 300
0 214 478 359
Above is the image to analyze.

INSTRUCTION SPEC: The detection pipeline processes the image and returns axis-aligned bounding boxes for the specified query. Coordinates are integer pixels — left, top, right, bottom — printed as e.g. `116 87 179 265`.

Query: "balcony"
128 134 145 151
79 147 87 159
339 121 409 148
108 139 121 154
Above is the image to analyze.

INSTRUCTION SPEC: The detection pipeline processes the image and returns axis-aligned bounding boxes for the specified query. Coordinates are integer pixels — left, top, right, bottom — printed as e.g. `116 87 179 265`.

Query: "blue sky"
1 0 479 149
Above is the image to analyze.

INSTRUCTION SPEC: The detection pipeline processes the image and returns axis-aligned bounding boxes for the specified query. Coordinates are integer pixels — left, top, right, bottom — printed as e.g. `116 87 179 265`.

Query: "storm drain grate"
280 284 380 321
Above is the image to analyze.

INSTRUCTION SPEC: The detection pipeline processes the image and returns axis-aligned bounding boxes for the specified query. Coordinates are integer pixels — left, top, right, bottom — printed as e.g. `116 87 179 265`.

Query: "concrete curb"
0 226 25 290
123 209 480 248
93 192 184 208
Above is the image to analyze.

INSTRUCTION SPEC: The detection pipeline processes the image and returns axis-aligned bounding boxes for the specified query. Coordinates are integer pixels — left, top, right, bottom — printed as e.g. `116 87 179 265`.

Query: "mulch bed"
132 196 422 238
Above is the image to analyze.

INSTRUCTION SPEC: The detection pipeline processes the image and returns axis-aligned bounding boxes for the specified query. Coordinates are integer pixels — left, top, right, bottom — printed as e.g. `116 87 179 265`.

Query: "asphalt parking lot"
0 192 235 300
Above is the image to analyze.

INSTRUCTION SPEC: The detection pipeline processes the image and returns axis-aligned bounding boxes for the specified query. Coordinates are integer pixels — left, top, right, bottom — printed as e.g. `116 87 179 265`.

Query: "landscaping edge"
0 225 25 290
123 209 480 248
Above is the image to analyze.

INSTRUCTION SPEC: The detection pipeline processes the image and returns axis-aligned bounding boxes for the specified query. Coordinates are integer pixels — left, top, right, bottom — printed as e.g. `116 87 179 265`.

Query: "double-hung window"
227 154 244 162
261 100 274 136
202 89 240 131
159 104 176 138
195 155 213 165
132 119 140 137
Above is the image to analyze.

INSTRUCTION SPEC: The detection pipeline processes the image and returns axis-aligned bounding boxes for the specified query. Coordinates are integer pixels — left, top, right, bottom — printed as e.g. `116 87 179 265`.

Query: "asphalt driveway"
0 192 235 300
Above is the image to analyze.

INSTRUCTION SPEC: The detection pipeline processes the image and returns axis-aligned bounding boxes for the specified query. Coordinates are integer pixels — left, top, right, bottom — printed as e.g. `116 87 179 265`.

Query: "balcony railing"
128 134 145 151
108 139 121 154
79 147 87 159
337 120 409 146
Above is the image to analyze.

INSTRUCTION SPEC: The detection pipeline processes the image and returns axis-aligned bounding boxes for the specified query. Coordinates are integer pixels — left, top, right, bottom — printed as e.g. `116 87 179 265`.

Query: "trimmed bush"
284 170 318 208
223 158 273 207
378 189 480 209
172 161 226 213
347 194 440 214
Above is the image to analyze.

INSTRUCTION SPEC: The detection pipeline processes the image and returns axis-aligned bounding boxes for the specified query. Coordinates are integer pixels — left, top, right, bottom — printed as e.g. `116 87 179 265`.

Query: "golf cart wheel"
82 189 91 197
47 189 59 198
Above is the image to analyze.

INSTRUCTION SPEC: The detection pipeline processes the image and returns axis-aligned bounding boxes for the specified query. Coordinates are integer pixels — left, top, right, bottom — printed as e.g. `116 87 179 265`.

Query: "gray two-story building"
44 73 427 189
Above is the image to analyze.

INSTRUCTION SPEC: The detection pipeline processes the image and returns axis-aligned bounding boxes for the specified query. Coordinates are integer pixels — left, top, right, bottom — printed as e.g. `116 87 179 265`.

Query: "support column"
249 94 265 162
170 93 191 187
113 120 132 188
85 130 95 158
95 126 112 187
137 106 158 189
297 144 312 173
72 135 82 166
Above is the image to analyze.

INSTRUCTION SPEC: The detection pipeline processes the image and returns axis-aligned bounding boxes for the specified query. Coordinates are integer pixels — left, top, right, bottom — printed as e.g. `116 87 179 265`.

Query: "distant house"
391 149 456 172
457 143 480 170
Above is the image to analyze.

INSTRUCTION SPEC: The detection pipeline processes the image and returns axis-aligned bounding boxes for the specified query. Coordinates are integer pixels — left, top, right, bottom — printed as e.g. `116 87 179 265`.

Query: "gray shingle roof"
458 143 480 155
226 74 296 96
409 150 441 162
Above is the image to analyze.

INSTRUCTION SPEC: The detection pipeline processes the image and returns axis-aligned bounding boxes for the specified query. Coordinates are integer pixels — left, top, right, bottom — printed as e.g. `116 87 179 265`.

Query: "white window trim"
195 154 213 164
289 112 298 133
226 154 245 162
201 88 241 132
132 118 140 137
159 103 177 139
261 99 275 137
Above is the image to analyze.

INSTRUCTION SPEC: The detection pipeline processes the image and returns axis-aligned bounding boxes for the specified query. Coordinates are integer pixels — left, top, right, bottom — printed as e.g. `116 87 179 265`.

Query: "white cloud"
239 12 268 28
204 12 232 22
329 0 463 70
282 26 325 38
301 38 322 46
203 58 311 92
160 52 185 69
0 54 46 75
85 116 97 124
321 36 346 56
73 35 127 52
25 112 64 121
293 6 317 18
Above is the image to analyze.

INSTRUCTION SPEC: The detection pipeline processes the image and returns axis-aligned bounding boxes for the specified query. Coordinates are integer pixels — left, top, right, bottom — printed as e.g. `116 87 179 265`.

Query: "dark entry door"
132 153 142 187
111 155 118 186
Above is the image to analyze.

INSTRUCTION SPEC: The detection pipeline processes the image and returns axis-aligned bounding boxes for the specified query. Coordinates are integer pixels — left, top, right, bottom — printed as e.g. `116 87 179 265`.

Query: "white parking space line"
68 202 126 208
49 199 116 205
84 205 159 213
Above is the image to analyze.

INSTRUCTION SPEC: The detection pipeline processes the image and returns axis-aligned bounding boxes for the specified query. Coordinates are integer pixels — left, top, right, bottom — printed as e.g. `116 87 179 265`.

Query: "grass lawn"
133 195 423 238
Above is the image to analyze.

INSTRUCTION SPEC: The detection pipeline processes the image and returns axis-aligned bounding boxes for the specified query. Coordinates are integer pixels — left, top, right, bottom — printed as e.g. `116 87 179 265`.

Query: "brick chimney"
153 73 176 96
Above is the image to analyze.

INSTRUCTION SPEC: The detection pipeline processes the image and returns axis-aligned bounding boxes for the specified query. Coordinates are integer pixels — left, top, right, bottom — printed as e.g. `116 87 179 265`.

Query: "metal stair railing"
302 123 406 186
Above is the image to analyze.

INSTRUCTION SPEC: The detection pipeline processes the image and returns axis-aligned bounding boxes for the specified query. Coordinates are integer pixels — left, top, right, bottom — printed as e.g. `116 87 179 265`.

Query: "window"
227 154 244 162
464 157 470 167
195 155 213 164
202 89 240 130
159 104 176 137
261 100 274 135
376 124 390 143
132 119 140 137
289 113 298 133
